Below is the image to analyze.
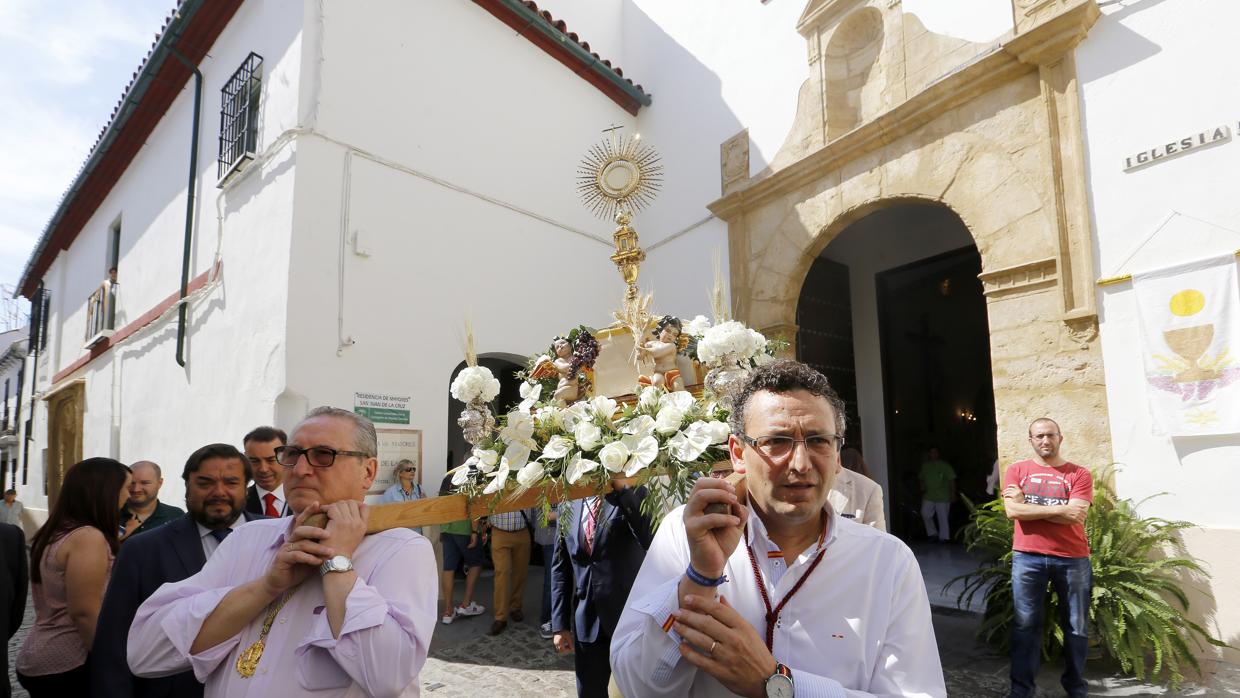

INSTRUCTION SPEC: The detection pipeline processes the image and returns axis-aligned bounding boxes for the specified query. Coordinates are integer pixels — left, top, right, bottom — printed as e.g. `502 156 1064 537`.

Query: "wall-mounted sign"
354 392 411 425
1124 122 1233 172
367 428 422 496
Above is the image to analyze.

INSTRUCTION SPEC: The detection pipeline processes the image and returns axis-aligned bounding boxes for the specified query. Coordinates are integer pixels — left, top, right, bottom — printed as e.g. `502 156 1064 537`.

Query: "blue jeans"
1010 551 1092 698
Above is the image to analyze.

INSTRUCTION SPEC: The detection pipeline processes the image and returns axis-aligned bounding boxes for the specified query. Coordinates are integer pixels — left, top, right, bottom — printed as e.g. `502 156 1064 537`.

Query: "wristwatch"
764 662 794 698
319 555 354 576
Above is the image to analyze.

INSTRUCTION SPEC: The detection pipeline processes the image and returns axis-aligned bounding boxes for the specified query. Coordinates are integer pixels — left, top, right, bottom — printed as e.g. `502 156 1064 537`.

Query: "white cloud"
0 0 172 290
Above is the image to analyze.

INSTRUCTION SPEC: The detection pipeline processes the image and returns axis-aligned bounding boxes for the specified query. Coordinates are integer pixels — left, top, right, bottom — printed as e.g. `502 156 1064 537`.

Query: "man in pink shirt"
128 406 436 697
1002 417 1093 698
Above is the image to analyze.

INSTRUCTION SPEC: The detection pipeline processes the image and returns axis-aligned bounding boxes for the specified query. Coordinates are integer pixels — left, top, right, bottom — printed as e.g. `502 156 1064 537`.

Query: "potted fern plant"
949 468 1229 688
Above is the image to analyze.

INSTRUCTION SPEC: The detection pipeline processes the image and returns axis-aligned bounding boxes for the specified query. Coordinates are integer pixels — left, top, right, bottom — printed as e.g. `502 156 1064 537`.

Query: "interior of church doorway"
797 203 997 605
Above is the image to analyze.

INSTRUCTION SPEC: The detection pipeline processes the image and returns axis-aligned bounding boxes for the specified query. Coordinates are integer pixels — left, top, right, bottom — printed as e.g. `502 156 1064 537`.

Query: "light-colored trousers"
921 500 951 541
491 527 530 620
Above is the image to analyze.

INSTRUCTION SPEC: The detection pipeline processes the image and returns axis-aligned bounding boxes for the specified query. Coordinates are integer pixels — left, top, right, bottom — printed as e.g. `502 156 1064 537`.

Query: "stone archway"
710 0 1111 469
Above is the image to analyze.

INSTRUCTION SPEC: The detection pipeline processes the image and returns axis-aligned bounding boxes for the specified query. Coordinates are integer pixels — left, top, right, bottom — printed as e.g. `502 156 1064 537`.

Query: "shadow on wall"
620 0 749 240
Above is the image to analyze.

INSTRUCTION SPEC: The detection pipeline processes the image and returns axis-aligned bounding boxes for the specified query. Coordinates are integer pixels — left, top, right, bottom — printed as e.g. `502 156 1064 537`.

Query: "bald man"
121 461 185 540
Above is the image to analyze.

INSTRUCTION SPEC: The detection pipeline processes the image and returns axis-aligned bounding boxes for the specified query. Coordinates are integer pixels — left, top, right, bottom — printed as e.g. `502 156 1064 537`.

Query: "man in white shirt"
611 360 945 697
244 426 290 517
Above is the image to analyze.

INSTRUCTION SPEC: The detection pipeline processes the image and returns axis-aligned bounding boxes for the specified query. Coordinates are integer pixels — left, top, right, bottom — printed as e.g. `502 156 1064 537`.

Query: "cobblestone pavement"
7 568 1239 696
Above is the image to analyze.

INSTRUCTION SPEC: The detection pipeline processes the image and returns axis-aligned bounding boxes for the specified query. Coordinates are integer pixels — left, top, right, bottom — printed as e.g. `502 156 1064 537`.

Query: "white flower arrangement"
449 381 733 521
696 320 769 368
450 366 501 403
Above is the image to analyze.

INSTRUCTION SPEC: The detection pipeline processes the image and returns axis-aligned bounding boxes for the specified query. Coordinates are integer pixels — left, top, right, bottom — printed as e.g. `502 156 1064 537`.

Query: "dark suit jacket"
0 523 27 698
551 487 653 644
92 512 266 698
244 485 289 517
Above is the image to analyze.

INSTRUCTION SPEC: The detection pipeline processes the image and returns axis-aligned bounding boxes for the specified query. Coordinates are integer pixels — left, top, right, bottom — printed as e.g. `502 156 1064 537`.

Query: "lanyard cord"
744 525 829 652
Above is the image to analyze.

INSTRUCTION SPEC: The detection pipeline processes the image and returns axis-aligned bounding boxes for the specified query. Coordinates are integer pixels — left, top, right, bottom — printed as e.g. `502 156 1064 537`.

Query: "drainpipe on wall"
168 48 203 368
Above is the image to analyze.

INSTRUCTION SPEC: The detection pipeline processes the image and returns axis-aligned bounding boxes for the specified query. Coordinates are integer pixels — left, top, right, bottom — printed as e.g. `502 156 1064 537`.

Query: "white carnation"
451 366 501 403
684 315 712 337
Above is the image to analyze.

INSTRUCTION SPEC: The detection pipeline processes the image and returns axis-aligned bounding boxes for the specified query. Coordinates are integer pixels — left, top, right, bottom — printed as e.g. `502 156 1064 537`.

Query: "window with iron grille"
217 52 263 180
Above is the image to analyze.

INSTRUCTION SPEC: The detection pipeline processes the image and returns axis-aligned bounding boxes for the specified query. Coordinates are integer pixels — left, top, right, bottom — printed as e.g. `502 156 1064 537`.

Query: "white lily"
451 465 471 486
519 381 543 412
621 434 659 476
482 462 511 494
468 448 499 473
621 414 656 439
565 454 600 485
502 443 531 471
515 461 545 488
499 411 537 449
589 395 619 423
560 402 589 431
542 435 573 460
669 421 713 461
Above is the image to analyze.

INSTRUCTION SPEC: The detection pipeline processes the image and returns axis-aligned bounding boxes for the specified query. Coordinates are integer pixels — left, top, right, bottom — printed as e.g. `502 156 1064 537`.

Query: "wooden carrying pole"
307 471 747 533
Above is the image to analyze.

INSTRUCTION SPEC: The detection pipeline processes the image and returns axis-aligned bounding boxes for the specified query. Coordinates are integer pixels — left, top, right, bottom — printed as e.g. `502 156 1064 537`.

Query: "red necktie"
583 497 602 555
263 493 280 517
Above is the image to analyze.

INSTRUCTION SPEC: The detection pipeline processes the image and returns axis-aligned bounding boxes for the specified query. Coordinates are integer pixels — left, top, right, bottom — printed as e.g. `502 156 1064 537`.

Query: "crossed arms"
1002 485 1089 526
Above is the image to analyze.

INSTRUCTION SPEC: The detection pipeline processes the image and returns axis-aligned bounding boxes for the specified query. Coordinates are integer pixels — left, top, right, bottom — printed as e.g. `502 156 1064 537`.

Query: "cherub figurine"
639 315 685 392
530 330 600 406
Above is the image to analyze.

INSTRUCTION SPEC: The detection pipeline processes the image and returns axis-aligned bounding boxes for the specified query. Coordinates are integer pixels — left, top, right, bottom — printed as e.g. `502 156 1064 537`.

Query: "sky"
0 0 173 307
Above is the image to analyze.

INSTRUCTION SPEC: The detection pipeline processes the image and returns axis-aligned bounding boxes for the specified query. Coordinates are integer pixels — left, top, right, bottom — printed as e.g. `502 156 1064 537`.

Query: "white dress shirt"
256 484 288 516
196 522 241 560
128 517 436 697
611 503 945 698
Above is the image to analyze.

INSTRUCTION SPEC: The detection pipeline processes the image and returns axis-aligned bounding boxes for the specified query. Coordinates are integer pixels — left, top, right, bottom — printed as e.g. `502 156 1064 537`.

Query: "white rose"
542 435 573 460
658 390 695 414
685 315 711 337
638 385 662 410
515 461 545 488
589 395 618 422
704 421 731 444
655 406 686 435
574 421 603 451
598 440 630 473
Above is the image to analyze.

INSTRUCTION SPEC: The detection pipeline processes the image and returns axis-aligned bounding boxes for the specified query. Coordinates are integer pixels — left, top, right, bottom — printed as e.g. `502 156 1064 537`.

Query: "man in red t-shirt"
1001 417 1093 698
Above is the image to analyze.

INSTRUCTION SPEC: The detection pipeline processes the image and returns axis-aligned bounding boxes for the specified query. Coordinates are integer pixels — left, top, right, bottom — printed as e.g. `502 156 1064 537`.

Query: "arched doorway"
797 203 996 561
444 354 525 491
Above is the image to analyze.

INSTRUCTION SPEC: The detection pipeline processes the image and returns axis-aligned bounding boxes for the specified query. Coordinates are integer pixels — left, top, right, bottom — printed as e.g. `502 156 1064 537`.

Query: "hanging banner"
1133 254 1240 436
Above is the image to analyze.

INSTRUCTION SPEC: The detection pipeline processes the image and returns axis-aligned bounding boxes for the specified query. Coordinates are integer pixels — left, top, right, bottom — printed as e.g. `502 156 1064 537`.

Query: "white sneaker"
456 602 485 617
441 611 456 625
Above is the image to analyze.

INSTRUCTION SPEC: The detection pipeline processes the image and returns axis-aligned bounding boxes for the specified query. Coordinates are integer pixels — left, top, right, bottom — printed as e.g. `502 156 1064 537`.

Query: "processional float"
319 128 776 533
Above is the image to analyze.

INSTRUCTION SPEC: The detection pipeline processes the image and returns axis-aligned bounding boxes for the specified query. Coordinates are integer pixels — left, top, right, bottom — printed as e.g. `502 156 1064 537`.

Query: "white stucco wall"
1079 0 1240 655
1081 0 1240 526
15 1 305 514
283 0 646 489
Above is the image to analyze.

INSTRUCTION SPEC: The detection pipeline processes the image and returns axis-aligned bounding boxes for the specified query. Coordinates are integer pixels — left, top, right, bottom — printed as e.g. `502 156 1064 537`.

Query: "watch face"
327 555 351 571
765 674 793 698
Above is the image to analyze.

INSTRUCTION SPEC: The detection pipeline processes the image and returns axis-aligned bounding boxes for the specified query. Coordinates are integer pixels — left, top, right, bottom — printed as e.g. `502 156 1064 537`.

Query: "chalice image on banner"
1162 289 1219 384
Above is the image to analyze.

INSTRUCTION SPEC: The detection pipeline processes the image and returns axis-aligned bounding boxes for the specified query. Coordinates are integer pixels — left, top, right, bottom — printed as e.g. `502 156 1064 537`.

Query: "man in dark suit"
242 425 289 517
93 443 265 698
552 483 653 697
0 521 27 698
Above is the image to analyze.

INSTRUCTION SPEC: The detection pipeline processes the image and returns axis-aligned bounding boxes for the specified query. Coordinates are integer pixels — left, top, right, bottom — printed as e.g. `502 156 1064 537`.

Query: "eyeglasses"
739 433 844 460
398 467 416 473
275 445 370 468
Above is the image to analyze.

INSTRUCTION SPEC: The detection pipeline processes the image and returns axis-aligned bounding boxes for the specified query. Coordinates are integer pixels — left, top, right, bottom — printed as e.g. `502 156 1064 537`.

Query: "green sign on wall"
354 392 412 425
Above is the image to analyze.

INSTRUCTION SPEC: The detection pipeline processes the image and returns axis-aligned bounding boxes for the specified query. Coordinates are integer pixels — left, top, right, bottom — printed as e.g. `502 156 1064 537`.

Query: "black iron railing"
217 52 263 179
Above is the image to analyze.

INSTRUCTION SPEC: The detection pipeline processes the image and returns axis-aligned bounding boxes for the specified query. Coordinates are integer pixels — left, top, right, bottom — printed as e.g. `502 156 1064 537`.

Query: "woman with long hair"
16 457 131 696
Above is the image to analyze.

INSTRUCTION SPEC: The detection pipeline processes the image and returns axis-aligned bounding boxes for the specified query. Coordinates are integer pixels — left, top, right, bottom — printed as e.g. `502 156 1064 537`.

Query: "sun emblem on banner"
1149 287 1238 400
